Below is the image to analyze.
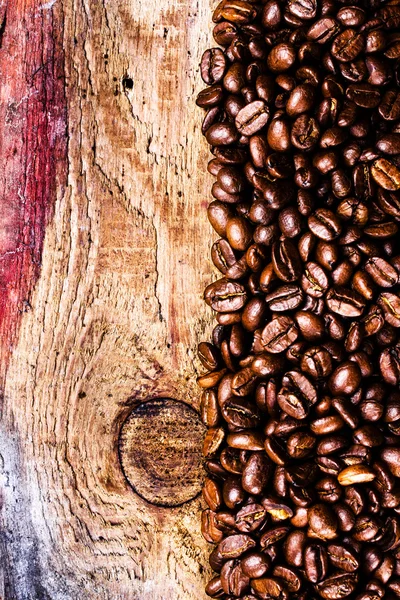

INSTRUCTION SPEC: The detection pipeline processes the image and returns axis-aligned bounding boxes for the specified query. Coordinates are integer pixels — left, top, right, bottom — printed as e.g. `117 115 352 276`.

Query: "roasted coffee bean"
315 573 358 599
206 123 240 146
332 29 364 63
242 452 272 495
235 101 270 137
278 370 317 420
284 530 306 567
242 552 270 579
267 43 296 73
204 279 247 313
251 577 288 600
326 286 366 317
218 534 256 560
260 316 298 354
337 465 376 486
309 209 342 241
201 48 227 84
371 158 400 191
305 544 328 583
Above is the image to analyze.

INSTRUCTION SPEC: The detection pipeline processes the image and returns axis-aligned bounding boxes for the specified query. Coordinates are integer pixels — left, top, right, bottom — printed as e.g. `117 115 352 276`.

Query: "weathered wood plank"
0 0 214 597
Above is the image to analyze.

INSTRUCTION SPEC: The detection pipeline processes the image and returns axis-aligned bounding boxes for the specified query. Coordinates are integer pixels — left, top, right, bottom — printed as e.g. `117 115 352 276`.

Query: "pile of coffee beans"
196 0 400 598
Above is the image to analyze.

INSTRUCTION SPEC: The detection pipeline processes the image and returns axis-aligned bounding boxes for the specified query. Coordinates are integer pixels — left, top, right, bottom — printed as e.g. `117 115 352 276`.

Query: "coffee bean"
227 431 265 452
378 292 400 327
379 90 400 121
251 577 288 600
326 287 366 317
305 544 328 583
332 29 364 63
206 123 240 146
218 534 256 559
204 278 248 313
371 158 400 191
267 43 296 73
266 284 304 312
309 209 342 241
201 48 227 84
315 573 358 599
329 361 361 396
242 452 272 495
278 370 317 419
337 465 376 486
236 101 270 136
346 83 381 109
242 552 270 579
286 84 315 118
260 316 298 354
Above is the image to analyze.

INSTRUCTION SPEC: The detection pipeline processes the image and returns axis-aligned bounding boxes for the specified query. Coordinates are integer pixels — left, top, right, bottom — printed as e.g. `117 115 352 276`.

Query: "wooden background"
0 0 215 598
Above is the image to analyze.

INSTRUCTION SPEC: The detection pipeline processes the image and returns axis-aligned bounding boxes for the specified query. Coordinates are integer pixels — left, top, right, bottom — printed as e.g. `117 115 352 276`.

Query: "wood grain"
0 0 215 597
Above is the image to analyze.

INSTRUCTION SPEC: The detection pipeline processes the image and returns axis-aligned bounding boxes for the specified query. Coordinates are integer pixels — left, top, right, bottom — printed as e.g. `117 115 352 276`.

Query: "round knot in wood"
118 398 205 507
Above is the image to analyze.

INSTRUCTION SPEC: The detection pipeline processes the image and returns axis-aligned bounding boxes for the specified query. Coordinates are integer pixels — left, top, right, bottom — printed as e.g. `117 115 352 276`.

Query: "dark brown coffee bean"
220 558 250 596
305 544 328 583
333 503 356 532
242 552 271 579
352 515 381 542
205 575 224 598
251 577 289 600
235 503 267 534
260 316 298 354
295 311 325 341
338 465 376 486
302 262 329 298
291 115 320 151
202 509 224 544
264 436 289 466
201 48 227 84
266 285 304 312
242 453 272 495
226 217 253 251
206 123 240 146
203 477 223 512
278 370 317 419
371 158 400 191
208 201 234 237
301 347 332 379
347 83 381 109
227 430 265 452
204 279 248 313
197 84 224 108
378 292 400 327
287 430 316 458
332 29 364 63
236 100 270 136
201 390 221 427
271 239 302 282
283 530 306 567
267 43 296 73
307 18 339 43
309 209 342 241
379 90 400 121
218 534 256 560
286 84 315 117
326 287 366 317
329 361 362 396
315 573 358 600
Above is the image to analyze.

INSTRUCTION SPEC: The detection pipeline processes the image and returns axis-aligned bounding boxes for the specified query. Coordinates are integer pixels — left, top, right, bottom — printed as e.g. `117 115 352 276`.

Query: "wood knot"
118 398 205 507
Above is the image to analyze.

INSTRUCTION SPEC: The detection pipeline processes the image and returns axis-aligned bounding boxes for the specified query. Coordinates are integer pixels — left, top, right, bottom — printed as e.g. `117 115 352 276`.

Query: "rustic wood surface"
0 0 216 598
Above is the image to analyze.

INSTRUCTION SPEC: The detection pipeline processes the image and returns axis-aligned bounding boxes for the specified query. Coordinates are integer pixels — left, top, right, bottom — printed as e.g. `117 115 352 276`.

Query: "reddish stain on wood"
0 0 67 378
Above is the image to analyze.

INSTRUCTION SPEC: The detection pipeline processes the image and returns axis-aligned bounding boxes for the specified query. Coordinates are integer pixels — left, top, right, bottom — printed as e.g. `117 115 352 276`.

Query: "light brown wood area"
0 0 215 598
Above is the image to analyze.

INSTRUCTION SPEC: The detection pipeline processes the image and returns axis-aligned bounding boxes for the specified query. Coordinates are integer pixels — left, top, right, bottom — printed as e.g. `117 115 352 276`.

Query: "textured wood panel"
0 0 213 597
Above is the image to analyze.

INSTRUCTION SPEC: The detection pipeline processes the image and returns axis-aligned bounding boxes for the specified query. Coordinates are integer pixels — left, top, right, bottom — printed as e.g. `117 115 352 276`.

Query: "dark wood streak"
0 0 68 380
